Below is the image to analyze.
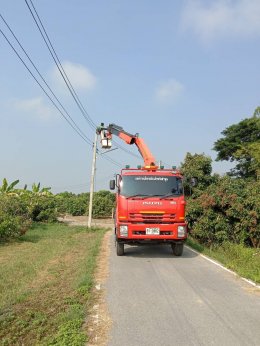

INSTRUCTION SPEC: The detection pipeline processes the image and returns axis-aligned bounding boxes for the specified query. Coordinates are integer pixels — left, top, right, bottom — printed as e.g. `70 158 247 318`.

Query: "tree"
180 152 215 194
31 182 52 195
186 177 260 248
0 178 19 194
213 108 260 179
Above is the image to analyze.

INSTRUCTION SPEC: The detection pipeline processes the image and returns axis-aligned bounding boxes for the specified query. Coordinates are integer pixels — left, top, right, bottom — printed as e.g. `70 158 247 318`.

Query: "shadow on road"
122 244 198 259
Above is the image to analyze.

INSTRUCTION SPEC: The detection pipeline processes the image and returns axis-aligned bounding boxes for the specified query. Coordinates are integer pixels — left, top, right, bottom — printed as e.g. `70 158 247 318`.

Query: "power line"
0 15 124 169
24 0 140 165
24 0 148 167
97 151 122 168
113 140 141 159
24 0 97 130
0 13 93 146
2 4 139 169
0 25 92 146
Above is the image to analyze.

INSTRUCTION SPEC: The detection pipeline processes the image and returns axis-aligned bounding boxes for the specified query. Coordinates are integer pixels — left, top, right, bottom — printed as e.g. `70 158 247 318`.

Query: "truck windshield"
120 175 183 198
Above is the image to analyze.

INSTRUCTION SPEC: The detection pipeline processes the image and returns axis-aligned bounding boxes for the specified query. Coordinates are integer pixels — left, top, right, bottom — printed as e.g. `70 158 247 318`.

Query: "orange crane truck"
97 123 188 256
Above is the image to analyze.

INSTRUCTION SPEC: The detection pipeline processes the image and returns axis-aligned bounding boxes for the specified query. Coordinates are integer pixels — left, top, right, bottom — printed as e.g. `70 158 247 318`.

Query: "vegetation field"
0 223 106 346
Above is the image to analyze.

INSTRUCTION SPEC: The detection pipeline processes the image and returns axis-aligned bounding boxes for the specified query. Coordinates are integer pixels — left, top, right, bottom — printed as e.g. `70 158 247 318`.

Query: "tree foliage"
0 180 57 240
180 152 217 195
0 178 20 194
92 190 115 218
185 109 260 248
213 108 260 179
55 190 115 217
186 177 260 248
0 195 31 240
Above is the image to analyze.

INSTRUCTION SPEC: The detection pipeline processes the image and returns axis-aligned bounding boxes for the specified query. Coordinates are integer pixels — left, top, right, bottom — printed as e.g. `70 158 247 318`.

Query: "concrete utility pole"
88 132 97 228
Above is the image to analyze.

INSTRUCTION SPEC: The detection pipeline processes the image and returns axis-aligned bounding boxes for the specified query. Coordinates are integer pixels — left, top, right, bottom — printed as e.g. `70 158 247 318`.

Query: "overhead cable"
0 25 92 146
24 0 140 166
25 0 97 130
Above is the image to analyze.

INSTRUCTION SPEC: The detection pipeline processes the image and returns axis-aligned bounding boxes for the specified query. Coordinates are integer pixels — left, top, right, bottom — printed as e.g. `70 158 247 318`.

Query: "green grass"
187 237 260 284
0 223 106 346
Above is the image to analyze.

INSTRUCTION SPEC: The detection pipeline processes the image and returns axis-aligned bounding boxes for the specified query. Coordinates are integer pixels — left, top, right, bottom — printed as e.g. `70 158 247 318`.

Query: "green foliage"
56 190 115 218
0 180 57 241
47 319 86 346
26 195 57 222
180 152 216 195
31 182 52 195
0 195 31 240
67 197 87 216
20 183 57 222
213 108 260 179
185 110 260 250
0 176 115 241
234 142 260 179
0 178 20 194
92 190 115 218
56 192 89 216
186 177 260 248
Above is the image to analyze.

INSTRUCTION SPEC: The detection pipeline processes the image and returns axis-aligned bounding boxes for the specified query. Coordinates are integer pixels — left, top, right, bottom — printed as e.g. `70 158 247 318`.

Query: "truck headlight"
178 226 186 238
119 225 128 237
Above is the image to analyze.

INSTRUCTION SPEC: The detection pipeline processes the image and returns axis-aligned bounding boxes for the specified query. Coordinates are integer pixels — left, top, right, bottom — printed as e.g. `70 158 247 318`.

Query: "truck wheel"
116 242 124 256
171 243 184 256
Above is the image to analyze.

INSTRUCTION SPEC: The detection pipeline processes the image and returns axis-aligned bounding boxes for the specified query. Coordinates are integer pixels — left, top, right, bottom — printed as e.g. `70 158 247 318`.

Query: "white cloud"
156 79 184 103
13 97 55 121
51 61 97 91
181 0 260 42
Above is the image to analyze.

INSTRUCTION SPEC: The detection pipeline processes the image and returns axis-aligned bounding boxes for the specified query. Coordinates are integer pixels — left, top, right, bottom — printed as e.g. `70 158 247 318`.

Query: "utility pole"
88 131 97 228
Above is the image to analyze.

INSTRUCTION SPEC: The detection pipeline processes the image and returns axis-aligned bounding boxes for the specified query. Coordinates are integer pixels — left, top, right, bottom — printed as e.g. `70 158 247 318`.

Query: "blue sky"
1 0 259 193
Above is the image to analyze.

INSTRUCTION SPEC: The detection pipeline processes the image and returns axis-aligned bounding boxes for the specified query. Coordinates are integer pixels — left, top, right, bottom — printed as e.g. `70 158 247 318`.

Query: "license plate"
146 227 160 235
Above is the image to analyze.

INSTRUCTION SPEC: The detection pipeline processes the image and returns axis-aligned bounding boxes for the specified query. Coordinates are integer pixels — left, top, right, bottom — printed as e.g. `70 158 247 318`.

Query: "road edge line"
185 245 260 289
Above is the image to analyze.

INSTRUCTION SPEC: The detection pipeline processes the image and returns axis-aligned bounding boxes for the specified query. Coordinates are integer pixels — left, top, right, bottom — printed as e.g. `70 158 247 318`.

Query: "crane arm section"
98 123 156 167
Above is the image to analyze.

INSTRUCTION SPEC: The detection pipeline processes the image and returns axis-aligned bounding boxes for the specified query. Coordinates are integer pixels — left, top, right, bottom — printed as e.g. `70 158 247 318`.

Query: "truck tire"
171 243 184 256
116 242 124 256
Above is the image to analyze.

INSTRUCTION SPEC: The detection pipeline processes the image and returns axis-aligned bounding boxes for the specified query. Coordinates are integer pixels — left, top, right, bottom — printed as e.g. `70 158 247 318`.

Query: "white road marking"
185 245 260 289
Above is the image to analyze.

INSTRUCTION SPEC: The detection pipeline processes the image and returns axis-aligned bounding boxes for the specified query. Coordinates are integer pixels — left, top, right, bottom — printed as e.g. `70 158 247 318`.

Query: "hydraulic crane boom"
97 123 157 167
97 123 188 258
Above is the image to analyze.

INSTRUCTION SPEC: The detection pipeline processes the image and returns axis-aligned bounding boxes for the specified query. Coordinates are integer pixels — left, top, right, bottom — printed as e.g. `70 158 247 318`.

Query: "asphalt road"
106 239 260 346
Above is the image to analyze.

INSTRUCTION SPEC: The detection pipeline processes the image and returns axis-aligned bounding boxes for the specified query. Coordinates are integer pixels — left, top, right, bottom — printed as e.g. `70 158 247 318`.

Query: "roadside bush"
55 193 89 216
55 190 115 218
186 177 260 248
19 192 58 223
0 195 31 240
92 190 115 218
65 196 87 216
29 195 57 222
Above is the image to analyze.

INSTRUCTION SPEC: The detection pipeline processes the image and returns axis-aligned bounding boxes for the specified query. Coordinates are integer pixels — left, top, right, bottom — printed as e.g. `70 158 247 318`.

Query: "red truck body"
97 123 188 256
112 167 187 255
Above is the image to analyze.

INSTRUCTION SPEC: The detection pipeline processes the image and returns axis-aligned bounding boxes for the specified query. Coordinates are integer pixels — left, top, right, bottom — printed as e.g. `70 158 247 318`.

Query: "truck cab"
110 167 187 256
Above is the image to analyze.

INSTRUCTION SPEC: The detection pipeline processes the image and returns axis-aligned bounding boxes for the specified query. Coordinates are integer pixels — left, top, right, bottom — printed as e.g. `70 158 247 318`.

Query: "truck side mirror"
190 178 198 187
110 179 116 190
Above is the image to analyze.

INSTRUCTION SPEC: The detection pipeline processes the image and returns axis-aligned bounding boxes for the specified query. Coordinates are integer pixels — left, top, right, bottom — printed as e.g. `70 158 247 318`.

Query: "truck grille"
129 213 176 224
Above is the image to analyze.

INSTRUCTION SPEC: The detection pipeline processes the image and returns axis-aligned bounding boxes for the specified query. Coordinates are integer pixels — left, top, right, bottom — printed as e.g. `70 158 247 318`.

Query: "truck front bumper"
116 223 187 243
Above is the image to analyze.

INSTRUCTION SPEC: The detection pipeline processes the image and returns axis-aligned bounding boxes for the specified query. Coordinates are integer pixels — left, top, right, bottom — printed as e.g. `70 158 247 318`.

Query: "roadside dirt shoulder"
58 215 114 228
59 215 113 345
85 229 112 345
